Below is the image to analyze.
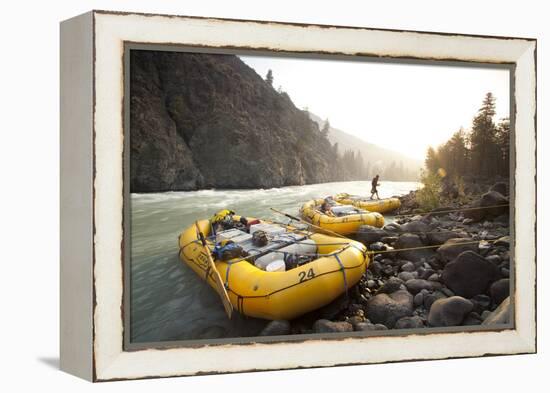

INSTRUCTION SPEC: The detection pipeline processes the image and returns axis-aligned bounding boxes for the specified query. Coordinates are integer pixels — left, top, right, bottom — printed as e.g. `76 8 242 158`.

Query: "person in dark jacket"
370 174 380 200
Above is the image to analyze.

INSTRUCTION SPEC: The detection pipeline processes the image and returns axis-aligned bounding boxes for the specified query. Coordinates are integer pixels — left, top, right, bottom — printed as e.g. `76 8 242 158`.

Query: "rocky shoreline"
259 180 512 336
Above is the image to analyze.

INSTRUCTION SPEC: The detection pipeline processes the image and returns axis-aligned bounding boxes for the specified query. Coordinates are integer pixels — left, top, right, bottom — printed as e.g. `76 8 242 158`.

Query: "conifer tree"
321 119 330 138
470 92 497 177
266 69 274 86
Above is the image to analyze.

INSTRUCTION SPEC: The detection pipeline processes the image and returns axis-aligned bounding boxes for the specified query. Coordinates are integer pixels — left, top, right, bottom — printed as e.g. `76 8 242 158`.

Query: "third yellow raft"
334 193 401 214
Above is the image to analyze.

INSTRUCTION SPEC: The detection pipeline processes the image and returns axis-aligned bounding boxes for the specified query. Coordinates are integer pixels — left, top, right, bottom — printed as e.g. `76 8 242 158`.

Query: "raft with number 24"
178 215 368 320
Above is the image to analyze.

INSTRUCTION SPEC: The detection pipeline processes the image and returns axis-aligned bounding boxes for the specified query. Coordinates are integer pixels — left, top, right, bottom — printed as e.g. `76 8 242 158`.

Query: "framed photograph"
60 10 536 381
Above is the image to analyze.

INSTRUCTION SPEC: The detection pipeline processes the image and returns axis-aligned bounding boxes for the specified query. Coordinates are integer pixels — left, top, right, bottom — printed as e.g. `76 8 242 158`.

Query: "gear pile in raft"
177 194 401 321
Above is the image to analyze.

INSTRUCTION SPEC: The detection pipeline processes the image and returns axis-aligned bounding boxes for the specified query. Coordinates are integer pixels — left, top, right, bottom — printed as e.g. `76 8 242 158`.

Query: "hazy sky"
240 55 510 161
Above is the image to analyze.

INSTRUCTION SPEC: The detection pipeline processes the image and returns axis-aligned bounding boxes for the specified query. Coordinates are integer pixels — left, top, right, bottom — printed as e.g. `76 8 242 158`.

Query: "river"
130 180 420 343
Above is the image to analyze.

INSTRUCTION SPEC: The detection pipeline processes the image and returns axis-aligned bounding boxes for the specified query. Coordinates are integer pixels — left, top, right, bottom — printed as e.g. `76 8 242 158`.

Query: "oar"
269 207 348 239
195 222 233 319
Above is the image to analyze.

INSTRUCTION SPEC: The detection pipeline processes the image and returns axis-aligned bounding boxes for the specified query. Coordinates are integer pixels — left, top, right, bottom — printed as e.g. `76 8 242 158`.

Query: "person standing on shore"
370 174 380 200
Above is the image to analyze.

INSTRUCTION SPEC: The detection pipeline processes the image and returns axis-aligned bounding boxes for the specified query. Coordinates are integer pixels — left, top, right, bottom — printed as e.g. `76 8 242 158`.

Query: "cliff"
130 50 340 192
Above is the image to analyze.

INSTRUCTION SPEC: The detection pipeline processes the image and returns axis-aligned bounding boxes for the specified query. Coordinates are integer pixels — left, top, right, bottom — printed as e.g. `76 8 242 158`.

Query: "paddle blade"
211 270 233 319
195 221 233 319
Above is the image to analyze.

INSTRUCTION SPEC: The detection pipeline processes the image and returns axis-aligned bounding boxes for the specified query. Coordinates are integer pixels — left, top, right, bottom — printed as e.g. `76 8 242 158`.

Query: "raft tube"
178 217 368 321
300 198 384 236
334 193 401 214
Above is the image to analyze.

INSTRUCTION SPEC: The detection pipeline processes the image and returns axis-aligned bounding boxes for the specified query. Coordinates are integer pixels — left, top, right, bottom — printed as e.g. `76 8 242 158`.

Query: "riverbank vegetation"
417 92 509 210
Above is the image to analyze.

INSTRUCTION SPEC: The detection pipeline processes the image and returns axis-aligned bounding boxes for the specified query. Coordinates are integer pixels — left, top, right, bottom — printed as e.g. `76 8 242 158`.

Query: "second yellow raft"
300 198 384 236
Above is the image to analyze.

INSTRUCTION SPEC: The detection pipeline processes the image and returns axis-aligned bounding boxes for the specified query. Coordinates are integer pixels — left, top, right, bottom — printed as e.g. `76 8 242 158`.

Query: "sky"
240 55 510 161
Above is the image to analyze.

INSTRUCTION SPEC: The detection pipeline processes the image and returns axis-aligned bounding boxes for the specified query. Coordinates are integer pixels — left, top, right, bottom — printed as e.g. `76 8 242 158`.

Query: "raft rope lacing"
333 253 349 297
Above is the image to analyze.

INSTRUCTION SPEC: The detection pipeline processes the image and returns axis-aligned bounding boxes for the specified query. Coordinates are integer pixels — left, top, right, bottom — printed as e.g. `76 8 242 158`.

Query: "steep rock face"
130 50 338 192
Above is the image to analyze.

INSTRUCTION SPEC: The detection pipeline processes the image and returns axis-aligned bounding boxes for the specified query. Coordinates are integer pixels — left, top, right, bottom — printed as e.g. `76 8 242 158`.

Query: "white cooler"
254 239 316 270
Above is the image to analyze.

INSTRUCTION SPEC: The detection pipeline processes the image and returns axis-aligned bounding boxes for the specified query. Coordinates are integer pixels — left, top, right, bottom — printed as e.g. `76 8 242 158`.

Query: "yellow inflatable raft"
300 198 384 236
178 216 368 320
334 193 401 214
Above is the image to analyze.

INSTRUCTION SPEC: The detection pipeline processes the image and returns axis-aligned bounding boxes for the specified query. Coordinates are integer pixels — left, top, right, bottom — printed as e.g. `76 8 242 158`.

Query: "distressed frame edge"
59 11 95 381
89 11 537 381
91 8 537 42
512 40 537 354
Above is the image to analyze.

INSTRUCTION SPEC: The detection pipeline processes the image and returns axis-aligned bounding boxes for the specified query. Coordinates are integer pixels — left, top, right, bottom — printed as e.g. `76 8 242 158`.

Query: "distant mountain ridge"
310 113 422 180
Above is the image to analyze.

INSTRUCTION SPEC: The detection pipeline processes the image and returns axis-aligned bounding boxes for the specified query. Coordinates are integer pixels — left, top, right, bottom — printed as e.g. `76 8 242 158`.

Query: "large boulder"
482 297 512 325
367 289 414 328
489 279 510 305
313 319 354 333
441 251 498 298
463 191 509 222
356 225 389 245
437 238 479 263
395 233 435 262
427 296 474 327
259 320 291 336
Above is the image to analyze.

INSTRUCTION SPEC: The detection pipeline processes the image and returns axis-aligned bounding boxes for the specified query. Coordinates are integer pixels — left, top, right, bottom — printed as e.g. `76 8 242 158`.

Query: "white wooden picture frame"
60 10 536 381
